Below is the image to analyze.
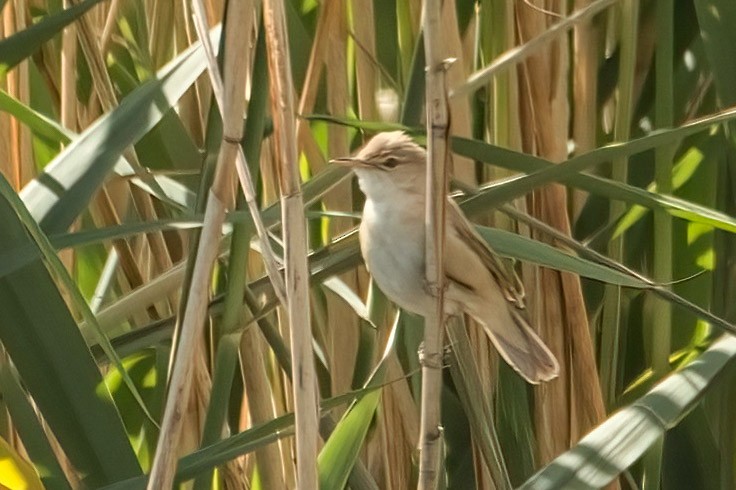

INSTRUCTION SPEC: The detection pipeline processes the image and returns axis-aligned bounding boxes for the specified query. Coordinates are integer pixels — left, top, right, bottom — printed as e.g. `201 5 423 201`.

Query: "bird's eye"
384 157 399 169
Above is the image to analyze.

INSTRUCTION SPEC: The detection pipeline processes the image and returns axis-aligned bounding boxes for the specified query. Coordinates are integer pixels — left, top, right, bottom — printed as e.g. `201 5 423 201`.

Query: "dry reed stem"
324 0 361 406
59 0 78 273
294 0 340 171
176 0 206 147
72 0 177 306
2 1 32 190
515 0 609 471
439 0 474 185
240 326 287 489
284 1 353 398
193 3 288 486
379 383 414 489
60 1 77 133
146 1 252 487
263 0 319 488
149 0 176 69
93 189 142 283
571 0 600 219
419 0 450 488
191 0 288 308
99 0 121 54
452 0 618 99
352 0 377 121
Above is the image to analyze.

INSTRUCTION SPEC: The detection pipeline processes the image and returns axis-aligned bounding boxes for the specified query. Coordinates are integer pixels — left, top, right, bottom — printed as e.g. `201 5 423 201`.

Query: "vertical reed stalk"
571 0 599 219
418 0 450 488
642 1 673 487
191 0 287 307
263 0 319 488
651 0 674 388
600 0 639 406
146 1 252 487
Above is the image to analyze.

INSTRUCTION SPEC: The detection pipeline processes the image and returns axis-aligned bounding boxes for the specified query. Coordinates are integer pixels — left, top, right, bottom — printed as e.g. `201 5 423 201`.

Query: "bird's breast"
359 198 434 316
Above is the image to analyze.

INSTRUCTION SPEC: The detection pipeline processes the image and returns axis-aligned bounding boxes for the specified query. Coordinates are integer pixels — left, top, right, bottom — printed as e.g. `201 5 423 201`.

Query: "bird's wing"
444 199 526 308
443 199 559 383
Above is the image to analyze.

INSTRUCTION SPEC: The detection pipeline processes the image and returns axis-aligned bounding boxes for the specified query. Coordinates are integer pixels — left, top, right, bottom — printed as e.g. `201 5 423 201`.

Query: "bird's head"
331 131 426 199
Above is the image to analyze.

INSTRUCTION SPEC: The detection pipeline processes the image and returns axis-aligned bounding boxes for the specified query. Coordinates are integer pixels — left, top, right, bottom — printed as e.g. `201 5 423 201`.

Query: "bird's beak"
330 156 376 169
330 156 359 167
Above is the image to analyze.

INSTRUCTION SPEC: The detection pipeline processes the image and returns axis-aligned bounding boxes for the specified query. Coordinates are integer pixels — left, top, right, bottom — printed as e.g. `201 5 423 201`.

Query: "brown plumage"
333 131 558 383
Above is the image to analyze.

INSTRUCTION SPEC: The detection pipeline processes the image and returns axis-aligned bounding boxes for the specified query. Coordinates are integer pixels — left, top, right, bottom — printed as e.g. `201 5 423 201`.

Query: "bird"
331 131 559 384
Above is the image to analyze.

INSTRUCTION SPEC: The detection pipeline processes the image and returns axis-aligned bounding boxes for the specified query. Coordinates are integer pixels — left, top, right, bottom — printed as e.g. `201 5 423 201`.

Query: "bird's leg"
417 313 458 369
423 278 449 298
417 341 455 369
417 340 444 369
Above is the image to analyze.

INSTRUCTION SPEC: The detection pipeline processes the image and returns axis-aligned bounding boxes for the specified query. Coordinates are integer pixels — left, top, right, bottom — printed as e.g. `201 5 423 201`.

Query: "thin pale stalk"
99 0 121 54
91 189 150 318
642 0 673 487
324 0 361 404
191 0 288 308
453 0 618 98
239 323 287 489
295 0 337 137
59 0 78 273
89 248 119 314
419 1 450 488
146 1 252 487
571 0 600 219
263 0 319 488
193 7 285 486
351 0 377 121
3 1 32 190
74 0 176 296
60 0 77 133
439 0 474 184
148 0 176 68
600 0 639 406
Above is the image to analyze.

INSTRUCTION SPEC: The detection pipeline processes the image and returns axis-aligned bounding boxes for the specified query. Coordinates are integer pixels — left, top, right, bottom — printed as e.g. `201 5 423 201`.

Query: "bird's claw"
417 342 453 369
423 279 448 298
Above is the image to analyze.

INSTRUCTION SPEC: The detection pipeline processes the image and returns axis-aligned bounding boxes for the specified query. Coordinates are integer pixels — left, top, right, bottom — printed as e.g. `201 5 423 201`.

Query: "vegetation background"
0 0 735 488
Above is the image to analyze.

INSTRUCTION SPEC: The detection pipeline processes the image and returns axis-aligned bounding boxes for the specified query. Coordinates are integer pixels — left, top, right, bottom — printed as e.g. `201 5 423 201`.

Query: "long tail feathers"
482 309 559 384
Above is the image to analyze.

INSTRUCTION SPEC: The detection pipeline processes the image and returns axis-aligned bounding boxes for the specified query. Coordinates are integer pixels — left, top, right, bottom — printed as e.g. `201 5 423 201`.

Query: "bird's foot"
423 279 448 298
417 341 453 369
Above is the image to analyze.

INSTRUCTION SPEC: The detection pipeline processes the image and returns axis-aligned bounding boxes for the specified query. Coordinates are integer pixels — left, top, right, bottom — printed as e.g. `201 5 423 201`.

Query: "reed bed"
0 1 734 488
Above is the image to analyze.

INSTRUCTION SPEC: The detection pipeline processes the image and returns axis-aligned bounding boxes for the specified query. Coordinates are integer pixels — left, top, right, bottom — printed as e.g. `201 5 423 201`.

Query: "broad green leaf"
521 334 736 489
452 136 736 235
318 389 382 489
316 299 397 490
304 114 411 134
1 167 160 427
0 91 196 210
611 135 722 238
105 350 162 472
101 383 389 489
476 227 648 288
0 0 106 77
19 26 221 233
0 89 70 144
0 188 141 486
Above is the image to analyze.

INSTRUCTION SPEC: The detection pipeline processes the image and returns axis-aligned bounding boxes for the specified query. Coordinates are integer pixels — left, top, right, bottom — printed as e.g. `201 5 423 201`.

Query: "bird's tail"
481 308 559 384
